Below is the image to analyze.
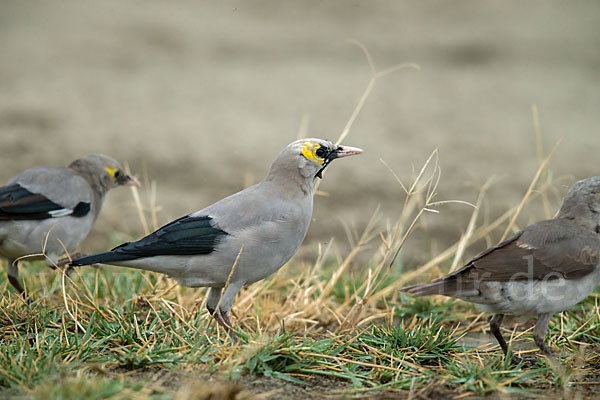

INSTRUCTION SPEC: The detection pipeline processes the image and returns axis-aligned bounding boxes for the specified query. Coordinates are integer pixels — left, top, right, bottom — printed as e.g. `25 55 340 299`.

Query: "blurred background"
1 0 599 265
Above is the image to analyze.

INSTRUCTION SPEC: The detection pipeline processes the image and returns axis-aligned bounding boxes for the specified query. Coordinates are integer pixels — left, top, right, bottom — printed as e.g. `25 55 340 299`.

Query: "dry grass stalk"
499 138 561 241
449 177 497 272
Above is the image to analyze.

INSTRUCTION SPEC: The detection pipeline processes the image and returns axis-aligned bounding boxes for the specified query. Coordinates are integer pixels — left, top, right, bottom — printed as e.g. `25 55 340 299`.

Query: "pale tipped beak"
314 144 363 180
335 145 363 158
123 174 141 187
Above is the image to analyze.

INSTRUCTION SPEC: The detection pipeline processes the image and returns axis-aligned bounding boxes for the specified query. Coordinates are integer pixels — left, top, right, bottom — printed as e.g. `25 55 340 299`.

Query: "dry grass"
1 45 600 399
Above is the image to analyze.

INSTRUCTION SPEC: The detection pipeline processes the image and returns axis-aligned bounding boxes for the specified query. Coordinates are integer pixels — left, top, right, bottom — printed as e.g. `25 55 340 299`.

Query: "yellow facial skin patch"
105 167 118 179
301 141 325 165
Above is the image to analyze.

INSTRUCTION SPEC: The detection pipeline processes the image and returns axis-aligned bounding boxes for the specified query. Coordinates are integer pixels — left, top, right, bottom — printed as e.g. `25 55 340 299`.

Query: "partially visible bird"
402 176 600 364
0 154 140 295
71 139 363 338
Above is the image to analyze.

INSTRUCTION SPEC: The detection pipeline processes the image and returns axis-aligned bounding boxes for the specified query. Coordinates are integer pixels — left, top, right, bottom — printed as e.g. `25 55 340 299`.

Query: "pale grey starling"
0 154 140 295
402 176 600 364
71 139 363 338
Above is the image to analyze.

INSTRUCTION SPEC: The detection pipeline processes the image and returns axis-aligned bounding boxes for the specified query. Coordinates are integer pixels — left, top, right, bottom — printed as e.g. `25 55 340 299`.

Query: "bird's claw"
511 354 538 368
208 307 239 342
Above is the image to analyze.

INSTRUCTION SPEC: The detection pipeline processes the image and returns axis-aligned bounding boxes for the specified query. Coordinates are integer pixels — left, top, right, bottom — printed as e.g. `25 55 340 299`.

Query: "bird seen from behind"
402 176 600 365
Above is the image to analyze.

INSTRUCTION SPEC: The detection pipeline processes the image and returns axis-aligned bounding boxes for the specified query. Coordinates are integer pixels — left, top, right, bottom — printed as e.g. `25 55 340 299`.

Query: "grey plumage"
0 154 139 294
71 138 363 338
402 176 600 364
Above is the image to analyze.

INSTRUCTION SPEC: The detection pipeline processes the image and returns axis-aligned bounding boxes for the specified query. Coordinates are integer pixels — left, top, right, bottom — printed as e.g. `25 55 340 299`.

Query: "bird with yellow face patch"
0 154 140 295
71 139 362 339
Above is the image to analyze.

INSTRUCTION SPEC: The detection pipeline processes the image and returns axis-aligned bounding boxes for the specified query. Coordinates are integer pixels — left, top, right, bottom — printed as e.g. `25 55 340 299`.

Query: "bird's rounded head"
68 154 141 192
558 175 600 219
266 138 363 186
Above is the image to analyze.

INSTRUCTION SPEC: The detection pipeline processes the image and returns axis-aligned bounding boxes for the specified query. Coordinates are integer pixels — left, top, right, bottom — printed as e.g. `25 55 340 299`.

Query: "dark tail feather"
70 251 137 266
401 276 474 297
400 281 448 297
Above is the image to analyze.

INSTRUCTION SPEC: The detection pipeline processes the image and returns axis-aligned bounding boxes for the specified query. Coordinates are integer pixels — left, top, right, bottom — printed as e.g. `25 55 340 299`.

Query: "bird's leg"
218 310 239 341
6 259 25 297
205 287 238 341
205 285 242 341
490 313 537 366
490 314 508 355
206 287 222 322
206 303 238 341
534 313 557 363
216 281 244 341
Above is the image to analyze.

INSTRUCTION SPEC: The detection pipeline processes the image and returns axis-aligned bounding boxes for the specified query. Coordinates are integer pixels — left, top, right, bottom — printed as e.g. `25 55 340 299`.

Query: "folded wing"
71 215 229 265
403 219 599 297
0 183 90 220
453 219 599 282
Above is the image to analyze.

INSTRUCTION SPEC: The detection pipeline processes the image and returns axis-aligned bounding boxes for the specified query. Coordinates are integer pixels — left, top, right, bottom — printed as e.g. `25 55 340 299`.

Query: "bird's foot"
218 311 239 342
208 307 239 342
533 336 559 366
511 353 538 368
8 276 27 300
225 327 240 342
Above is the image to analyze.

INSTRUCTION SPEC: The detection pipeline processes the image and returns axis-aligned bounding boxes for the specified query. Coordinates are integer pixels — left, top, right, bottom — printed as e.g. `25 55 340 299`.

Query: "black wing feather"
0 183 90 220
71 215 229 265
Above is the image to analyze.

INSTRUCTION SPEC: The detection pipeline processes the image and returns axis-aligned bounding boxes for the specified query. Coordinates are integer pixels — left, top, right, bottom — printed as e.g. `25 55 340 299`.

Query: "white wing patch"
48 208 73 217
516 241 536 250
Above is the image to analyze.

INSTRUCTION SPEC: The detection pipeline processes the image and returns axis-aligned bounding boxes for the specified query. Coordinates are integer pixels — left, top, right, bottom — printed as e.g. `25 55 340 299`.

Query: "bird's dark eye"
114 170 122 179
315 147 327 158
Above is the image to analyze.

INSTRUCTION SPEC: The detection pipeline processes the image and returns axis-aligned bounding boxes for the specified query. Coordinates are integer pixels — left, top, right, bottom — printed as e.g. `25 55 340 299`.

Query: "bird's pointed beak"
122 174 141 187
334 145 363 158
314 144 363 180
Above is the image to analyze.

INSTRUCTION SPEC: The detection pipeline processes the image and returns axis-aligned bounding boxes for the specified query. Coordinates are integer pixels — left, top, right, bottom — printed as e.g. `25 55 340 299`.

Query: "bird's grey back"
8 167 93 210
195 179 313 236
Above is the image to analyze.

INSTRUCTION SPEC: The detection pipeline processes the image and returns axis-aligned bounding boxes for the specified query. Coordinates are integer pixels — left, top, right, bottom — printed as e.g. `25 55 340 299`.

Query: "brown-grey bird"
71 139 362 338
402 176 600 364
0 154 140 295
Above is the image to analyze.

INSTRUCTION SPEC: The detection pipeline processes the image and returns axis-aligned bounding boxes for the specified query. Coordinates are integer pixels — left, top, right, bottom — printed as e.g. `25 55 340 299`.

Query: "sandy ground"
1 0 599 264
